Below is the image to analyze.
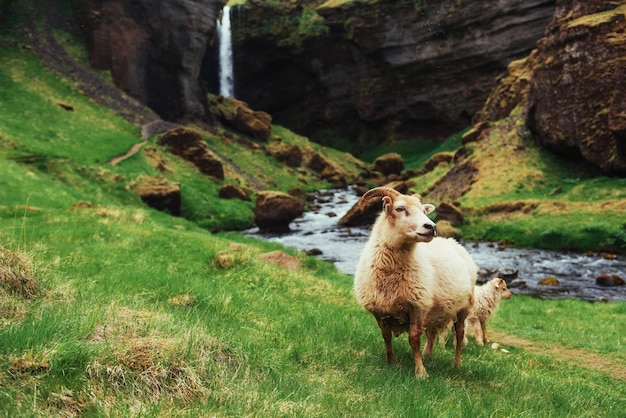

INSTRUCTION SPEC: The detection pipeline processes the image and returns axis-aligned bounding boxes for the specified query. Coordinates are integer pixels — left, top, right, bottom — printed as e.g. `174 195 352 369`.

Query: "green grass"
1 4 625 415
1 217 624 416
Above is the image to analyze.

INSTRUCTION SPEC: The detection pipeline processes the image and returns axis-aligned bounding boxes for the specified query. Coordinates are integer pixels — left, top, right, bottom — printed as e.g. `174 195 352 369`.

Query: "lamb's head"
491 278 512 300
360 187 436 243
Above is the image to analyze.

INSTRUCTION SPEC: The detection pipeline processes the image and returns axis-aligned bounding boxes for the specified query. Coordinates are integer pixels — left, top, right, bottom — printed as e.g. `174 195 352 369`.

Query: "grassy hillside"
1 3 625 417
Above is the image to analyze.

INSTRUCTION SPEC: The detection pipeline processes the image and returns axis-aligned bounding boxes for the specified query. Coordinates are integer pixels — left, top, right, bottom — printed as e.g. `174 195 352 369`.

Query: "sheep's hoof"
415 366 429 379
452 359 462 368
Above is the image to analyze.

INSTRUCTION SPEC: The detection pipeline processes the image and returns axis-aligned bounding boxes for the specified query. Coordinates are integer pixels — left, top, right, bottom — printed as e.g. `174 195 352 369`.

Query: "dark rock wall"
525 0 626 174
231 0 555 148
79 0 226 121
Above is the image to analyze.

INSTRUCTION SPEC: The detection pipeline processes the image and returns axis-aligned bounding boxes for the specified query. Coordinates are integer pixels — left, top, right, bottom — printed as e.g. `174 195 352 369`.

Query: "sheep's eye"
395 207 406 213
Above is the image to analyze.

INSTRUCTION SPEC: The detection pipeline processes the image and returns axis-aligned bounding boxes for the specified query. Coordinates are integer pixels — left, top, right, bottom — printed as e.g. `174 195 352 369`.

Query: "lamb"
353 187 477 378
465 277 512 345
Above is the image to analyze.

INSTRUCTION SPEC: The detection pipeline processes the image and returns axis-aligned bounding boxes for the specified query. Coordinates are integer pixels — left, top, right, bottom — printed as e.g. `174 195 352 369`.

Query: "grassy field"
1 5 625 416
1 213 625 416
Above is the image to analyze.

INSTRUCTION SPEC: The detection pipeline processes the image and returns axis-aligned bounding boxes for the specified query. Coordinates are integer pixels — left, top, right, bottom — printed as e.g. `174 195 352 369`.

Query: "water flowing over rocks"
247 188 626 302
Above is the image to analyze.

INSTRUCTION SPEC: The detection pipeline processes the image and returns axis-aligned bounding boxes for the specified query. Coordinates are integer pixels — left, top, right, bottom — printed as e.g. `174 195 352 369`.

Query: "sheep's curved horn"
359 187 401 211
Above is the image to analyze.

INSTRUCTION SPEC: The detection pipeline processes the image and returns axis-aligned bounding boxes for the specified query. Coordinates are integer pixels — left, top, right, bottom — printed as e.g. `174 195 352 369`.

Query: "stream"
246 187 626 302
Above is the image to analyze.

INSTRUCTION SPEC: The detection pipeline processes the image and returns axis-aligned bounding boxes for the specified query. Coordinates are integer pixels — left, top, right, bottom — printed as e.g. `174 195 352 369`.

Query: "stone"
338 181 411 227
596 274 625 287
539 277 559 286
373 153 404 176
254 191 305 232
265 142 303 168
436 202 464 225
218 184 250 201
158 127 224 180
129 176 181 216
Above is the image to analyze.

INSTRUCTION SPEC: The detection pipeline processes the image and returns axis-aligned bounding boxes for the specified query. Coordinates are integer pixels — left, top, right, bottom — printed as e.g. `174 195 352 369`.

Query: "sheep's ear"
382 196 393 213
423 204 435 215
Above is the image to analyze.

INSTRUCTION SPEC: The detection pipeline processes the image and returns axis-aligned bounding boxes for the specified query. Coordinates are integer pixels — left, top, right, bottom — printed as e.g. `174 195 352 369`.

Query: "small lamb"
465 277 512 345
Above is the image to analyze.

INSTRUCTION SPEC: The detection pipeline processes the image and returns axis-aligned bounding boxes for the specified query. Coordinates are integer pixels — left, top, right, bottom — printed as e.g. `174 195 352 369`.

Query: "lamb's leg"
479 318 488 345
375 315 395 363
452 309 470 368
408 311 428 379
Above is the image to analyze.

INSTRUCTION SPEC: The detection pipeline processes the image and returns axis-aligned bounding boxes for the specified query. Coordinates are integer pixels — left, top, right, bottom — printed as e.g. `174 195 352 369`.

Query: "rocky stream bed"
247 187 626 302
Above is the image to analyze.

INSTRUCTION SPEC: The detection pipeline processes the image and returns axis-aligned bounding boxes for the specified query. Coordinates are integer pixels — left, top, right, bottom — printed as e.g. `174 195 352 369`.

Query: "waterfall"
218 5 234 97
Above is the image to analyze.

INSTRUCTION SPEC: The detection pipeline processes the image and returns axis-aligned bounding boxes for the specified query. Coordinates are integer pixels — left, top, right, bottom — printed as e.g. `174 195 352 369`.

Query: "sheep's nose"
423 222 436 237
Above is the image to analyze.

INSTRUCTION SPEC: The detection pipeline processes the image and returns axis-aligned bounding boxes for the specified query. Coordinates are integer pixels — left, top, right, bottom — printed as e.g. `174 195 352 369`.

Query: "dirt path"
490 330 626 381
108 140 148 166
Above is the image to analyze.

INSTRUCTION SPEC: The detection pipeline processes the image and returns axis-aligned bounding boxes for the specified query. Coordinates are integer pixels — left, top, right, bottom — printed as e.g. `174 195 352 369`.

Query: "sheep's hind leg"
374 315 395 363
452 309 470 368
423 328 436 356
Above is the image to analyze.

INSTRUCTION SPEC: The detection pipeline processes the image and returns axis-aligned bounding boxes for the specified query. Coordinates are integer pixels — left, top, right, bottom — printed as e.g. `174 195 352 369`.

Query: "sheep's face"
382 195 436 243
492 278 512 300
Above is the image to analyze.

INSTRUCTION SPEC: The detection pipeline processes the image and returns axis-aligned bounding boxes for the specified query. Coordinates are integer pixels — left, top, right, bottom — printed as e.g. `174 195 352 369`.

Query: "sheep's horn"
359 187 401 211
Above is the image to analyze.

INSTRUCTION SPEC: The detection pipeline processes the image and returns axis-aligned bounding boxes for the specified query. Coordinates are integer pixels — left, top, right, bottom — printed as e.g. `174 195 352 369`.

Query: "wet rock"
254 191 305 232
218 184 250 201
539 277 559 286
158 127 224 179
129 176 181 216
596 274 625 287
373 153 404 176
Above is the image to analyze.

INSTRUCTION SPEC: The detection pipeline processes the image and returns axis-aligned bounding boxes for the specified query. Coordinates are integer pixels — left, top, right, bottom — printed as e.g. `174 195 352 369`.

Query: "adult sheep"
354 187 477 378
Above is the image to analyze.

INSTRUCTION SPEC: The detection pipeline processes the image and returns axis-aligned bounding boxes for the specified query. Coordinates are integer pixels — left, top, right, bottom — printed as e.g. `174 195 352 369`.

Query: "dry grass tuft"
86 306 240 407
8 349 54 378
0 246 41 299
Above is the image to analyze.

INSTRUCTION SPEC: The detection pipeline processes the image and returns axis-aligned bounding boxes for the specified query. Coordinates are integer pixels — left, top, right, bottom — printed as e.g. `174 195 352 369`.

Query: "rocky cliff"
479 0 626 174
230 0 555 149
78 0 226 121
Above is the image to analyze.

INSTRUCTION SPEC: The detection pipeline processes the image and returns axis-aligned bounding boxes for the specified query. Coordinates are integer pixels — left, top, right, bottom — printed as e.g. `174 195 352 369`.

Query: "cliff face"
231 0 555 147
480 0 626 174
525 1 626 174
78 0 226 121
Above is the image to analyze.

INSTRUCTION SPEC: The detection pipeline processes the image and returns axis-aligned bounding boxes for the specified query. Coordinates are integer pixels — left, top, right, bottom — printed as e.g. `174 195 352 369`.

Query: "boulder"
436 202 464 225
254 191 305 232
218 184 250 201
373 153 404 176
129 176 181 216
265 141 303 168
158 127 224 180
596 274 625 287
338 181 410 227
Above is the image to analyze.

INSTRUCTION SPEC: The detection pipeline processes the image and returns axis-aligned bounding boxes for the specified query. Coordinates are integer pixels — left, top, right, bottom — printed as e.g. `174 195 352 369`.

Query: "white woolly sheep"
353 187 477 378
465 277 511 345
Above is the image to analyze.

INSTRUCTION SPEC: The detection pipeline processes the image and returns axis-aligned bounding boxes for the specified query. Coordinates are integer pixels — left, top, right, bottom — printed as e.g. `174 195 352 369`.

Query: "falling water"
218 5 234 97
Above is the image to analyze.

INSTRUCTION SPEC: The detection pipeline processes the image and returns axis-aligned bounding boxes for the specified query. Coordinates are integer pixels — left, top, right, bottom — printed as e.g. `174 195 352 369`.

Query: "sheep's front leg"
478 318 488 345
408 311 428 378
374 315 395 363
452 309 470 368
